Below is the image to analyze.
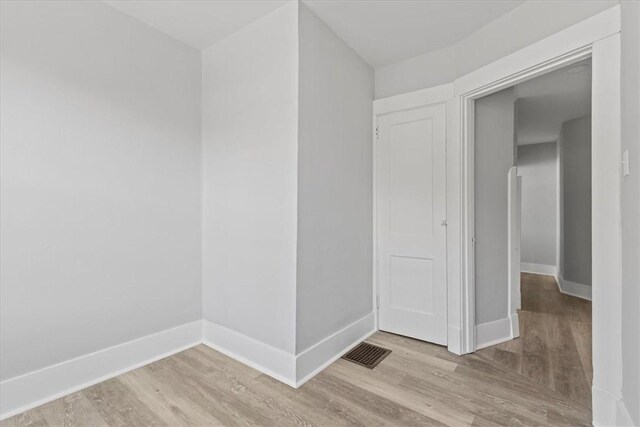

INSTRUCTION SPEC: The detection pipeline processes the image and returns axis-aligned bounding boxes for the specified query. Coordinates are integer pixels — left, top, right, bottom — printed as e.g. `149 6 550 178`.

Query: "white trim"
203 315 376 389
372 110 379 331
520 262 558 276
593 385 619 426
593 386 635 427
202 320 296 387
615 398 635 427
509 313 520 339
455 6 621 357
475 316 516 350
295 313 375 387
448 8 621 425
374 83 453 116
0 321 202 421
591 31 624 427
3 315 379 420
557 276 592 301
447 326 463 355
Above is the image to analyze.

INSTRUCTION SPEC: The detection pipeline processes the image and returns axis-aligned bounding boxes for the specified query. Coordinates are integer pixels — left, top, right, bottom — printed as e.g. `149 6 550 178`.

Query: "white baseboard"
0 320 202 421
295 313 375 387
447 326 463 355
509 313 520 339
520 262 557 276
616 398 634 427
557 276 592 301
475 317 515 350
203 314 376 389
3 315 380 420
202 320 296 387
593 385 635 426
593 385 618 426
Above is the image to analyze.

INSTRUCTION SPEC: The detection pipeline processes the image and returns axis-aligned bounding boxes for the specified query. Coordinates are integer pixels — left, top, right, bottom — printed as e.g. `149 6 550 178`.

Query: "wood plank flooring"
2 324 591 426
476 273 592 409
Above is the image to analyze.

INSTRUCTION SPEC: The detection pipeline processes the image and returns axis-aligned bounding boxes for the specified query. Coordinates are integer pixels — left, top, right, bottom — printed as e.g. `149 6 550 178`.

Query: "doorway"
373 7 621 424
473 58 593 407
453 10 621 423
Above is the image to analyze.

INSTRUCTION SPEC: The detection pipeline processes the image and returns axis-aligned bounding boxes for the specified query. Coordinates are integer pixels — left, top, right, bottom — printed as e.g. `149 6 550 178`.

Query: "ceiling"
104 1 288 50
303 1 524 67
104 0 524 68
516 59 592 146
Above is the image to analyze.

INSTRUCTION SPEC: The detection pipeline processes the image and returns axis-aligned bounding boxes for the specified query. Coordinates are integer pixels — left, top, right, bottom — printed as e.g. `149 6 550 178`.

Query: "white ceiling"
103 1 288 50
104 0 524 67
303 0 524 67
516 59 592 146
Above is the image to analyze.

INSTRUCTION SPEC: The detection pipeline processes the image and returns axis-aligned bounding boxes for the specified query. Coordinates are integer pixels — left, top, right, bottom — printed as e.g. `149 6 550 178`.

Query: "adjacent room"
473 59 593 408
1 1 638 426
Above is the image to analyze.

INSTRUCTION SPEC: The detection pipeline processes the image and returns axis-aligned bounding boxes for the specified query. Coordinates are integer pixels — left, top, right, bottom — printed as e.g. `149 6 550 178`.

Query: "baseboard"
202 320 296 387
0 320 202 421
295 313 375 387
509 313 520 339
475 317 514 350
447 326 463 355
557 276 592 301
520 262 557 276
593 385 634 426
616 398 634 427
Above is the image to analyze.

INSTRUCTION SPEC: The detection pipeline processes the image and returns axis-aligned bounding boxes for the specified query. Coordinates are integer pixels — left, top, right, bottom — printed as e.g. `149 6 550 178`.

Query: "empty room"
1 1 638 426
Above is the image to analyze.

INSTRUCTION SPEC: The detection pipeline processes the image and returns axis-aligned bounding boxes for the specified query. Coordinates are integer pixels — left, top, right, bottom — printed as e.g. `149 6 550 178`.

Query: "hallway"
477 273 592 408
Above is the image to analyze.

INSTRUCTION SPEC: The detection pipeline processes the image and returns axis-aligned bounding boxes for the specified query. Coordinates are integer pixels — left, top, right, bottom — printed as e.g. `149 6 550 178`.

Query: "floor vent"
342 342 391 369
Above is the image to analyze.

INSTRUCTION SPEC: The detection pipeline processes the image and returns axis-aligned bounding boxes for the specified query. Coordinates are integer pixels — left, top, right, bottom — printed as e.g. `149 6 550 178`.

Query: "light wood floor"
2 325 591 426
477 272 592 409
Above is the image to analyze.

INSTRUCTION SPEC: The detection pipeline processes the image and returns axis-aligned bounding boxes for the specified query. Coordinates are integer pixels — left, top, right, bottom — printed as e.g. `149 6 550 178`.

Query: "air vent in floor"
342 342 391 369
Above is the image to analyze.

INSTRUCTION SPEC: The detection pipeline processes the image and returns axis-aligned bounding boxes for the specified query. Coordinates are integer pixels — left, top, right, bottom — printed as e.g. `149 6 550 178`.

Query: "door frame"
372 83 453 334
449 5 622 424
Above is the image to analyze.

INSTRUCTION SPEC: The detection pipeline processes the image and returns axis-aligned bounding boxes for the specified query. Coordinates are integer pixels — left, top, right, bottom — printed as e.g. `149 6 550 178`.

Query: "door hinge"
376 294 380 309
441 219 448 227
375 126 379 139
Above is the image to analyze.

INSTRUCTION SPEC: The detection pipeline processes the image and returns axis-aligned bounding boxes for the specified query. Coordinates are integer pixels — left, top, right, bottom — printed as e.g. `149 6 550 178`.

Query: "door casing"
450 6 622 425
373 6 623 425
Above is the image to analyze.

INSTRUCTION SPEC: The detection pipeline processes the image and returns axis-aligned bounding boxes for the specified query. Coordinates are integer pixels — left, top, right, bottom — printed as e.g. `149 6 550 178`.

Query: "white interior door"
376 103 447 345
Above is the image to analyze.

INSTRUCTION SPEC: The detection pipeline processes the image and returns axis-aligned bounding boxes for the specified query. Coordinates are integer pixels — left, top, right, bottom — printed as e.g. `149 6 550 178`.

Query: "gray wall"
621 0 640 422
375 1 618 98
474 88 516 325
201 2 299 354
559 116 592 286
296 3 374 353
517 142 558 267
0 1 202 381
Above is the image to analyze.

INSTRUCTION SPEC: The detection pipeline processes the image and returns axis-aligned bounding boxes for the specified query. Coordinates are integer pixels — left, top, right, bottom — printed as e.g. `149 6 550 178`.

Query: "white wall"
375 1 618 98
517 142 557 267
474 88 516 325
374 46 455 100
620 0 640 423
559 116 592 287
0 1 202 381
201 2 299 354
296 3 374 353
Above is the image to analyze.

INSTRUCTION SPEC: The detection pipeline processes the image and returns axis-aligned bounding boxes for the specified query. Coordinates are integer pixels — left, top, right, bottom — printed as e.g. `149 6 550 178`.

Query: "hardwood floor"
2 324 591 426
477 272 592 409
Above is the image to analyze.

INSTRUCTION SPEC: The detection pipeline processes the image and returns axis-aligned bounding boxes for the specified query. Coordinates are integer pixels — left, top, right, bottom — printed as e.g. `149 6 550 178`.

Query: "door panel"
376 104 447 345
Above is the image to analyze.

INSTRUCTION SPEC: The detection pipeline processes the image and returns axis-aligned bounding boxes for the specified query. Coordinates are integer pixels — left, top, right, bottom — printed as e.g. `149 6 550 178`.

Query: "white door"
376 103 447 345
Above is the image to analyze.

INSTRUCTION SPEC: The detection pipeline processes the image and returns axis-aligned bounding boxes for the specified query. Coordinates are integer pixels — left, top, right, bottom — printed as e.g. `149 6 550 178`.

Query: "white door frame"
372 83 453 333
448 5 622 424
